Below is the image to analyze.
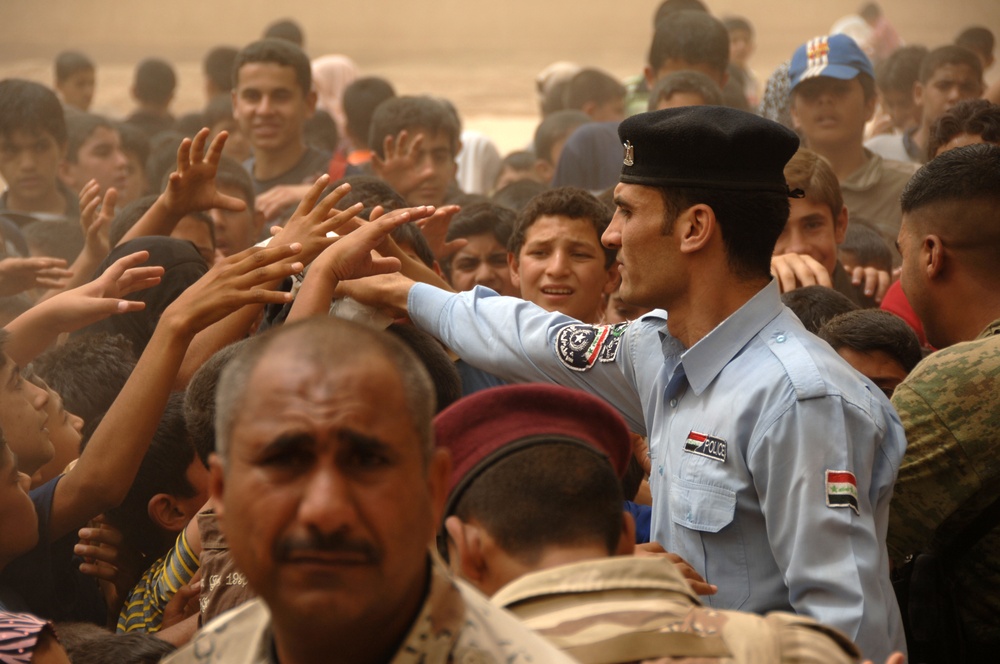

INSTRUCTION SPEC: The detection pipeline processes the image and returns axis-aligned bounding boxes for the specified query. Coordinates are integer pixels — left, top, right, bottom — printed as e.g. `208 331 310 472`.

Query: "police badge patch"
683 431 727 462
556 323 629 371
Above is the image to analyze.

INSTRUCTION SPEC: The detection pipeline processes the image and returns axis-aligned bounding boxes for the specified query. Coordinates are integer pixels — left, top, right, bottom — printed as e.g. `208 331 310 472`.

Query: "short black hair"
955 26 995 59
648 70 724 110
133 58 176 106
64 112 116 163
446 202 515 245
184 339 250 466
452 444 624 564
653 0 708 26
721 16 753 36
32 332 137 431
0 79 68 145
54 51 95 83
509 187 616 269
902 142 1000 214
492 179 549 213
56 622 176 664
533 110 590 164
116 121 151 168
927 98 1000 159
781 285 859 334
263 18 304 47
919 45 983 85
648 10 729 76
563 68 626 112
368 96 460 160
233 38 312 95
839 221 893 273
875 45 928 95
342 77 396 149
330 174 407 216
203 46 239 94
819 309 923 374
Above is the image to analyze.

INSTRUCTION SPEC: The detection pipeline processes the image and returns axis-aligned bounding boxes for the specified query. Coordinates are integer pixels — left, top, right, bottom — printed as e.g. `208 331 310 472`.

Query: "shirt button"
775 334 786 343
658 465 664 476
669 398 678 407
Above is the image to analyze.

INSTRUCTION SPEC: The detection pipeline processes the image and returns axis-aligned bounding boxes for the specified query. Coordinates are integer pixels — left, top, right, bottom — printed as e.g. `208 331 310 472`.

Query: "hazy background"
1 0 997 152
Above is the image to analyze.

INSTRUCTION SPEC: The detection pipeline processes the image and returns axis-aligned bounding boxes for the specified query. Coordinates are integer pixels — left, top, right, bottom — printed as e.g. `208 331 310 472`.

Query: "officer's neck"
665 275 769 349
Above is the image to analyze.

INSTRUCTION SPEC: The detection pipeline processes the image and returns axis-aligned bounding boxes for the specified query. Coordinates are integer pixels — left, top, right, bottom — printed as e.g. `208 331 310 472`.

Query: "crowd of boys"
0 2 998 663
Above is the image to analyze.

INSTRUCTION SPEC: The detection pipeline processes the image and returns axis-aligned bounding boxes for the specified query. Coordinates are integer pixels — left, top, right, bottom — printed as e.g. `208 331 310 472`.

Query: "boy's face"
0 443 38 564
61 125 128 194
397 129 457 207
773 195 848 277
880 88 921 132
509 214 617 323
915 63 984 127
233 62 316 155
118 150 147 206
0 358 53 477
791 77 876 149
728 29 754 66
210 183 262 257
448 232 517 297
0 130 66 206
58 69 96 112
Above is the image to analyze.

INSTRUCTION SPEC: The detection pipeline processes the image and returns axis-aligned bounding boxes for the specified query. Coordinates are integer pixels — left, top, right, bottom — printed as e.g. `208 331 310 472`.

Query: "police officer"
345 106 907 662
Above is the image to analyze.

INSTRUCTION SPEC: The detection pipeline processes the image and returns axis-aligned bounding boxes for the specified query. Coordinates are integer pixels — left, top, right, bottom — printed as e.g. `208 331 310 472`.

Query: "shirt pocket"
669 476 750 609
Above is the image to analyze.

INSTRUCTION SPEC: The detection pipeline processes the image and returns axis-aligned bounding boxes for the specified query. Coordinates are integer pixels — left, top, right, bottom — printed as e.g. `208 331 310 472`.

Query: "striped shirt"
117 528 200 633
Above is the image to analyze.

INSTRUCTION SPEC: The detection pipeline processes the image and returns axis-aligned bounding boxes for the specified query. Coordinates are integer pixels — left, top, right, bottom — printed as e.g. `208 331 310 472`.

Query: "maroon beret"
433 383 633 517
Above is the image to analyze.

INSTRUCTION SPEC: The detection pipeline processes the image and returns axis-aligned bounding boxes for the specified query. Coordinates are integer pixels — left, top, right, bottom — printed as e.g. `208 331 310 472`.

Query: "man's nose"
297 466 356 534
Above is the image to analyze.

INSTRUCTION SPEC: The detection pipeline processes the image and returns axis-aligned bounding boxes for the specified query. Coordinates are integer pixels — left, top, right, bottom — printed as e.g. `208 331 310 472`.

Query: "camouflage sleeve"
888 375 981 563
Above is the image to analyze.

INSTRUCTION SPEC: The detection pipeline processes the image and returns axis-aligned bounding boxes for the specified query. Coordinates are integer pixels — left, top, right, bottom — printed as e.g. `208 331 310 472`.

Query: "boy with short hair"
125 58 177 140
507 187 617 323
53 51 96 112
789 34 917 253
647 71 723 110
59 113 129 200
563 68 626 122
0 80 78 226
369 95 461 207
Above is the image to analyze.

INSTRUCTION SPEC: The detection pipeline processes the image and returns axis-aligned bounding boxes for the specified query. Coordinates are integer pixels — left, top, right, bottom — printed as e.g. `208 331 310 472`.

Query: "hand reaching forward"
0 257 73 296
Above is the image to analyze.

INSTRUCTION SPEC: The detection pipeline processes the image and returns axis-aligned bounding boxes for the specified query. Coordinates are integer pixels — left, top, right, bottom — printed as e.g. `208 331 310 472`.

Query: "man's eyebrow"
340 429 394 455
613 196 630 210
254 432 314 459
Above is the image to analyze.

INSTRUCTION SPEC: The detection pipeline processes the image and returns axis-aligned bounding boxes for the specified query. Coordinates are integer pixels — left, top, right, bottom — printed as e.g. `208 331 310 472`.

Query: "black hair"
955 26 995 59
116 121 151 169
875 45 928 95
533 110 590 165
499 150 536 174
368 96 460 160
342 76 396 149
22 220 85 263
902 143 1000 214
839 222 893 273
781 285 860 334
927 98 1000 160
184 339 250 466
446 202 515 245
452 444 624 564
133 58 176 106
102 393 199 558
648 70 724 110
304 108 339 153
509 187 616 269
859 2 882 22
263 18 304 47
64 112 115 163
818 309 922 373
233 38 312 95
215 154 256 209
330 174 407 215
721 16 754 36
563 68 626 112
390 223 436 268
0 79 68 145
386 324 461 413
648 10 730 76
653 0 708 26
919 45 983 84
54 51 95 83
203 46 239 94
32 332 137 431
492 179 549 213
56 622 176 664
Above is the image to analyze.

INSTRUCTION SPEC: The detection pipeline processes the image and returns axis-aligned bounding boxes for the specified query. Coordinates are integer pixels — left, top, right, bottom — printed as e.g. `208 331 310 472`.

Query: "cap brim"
792 64 863 89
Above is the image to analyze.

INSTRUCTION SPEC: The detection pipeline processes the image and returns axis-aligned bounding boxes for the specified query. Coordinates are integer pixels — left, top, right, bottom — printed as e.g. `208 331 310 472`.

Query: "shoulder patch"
825 470 859 516
556 323 629 372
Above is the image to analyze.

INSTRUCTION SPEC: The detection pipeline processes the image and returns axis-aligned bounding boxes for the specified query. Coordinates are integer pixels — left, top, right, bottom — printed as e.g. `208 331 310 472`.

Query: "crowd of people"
0 1 998 662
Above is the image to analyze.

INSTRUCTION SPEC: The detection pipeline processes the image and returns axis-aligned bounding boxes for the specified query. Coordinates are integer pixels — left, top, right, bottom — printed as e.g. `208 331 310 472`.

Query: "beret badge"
623 140 634 167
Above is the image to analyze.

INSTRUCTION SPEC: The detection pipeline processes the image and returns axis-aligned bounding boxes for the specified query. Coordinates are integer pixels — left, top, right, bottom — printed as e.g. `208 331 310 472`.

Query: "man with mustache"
167 317 572 664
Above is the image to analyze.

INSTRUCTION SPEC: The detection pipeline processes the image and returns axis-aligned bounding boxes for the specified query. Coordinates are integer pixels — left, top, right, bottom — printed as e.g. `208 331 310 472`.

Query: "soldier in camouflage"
889 142 1000 649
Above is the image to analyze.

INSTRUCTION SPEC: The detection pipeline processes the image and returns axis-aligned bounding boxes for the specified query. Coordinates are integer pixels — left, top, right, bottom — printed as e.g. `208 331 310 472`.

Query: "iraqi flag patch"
683 431 727 462
826 470 860 516
556 323 629 372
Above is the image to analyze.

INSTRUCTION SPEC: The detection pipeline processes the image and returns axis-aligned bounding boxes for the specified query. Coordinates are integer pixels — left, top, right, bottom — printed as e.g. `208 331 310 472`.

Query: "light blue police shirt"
408 280 907 661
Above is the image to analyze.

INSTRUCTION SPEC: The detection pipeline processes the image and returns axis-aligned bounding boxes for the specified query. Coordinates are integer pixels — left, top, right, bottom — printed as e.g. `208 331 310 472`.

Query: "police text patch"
556 323 629 372
683 431 727 462
825 470 859 515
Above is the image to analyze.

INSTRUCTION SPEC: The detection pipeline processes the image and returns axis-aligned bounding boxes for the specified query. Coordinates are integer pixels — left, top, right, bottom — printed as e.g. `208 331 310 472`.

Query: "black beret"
618 106 800 194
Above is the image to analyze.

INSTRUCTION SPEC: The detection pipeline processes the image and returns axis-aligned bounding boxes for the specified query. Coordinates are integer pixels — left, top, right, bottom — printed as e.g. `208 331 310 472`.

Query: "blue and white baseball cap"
789 34 875 90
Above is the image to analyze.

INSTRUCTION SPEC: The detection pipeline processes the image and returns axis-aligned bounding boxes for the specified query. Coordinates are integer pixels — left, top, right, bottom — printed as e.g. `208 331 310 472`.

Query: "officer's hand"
634 544 718 596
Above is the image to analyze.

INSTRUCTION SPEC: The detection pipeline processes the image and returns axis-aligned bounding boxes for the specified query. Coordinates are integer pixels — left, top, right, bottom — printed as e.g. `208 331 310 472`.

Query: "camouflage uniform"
492 556 860 664
889 318 1000 644
164 553 575 664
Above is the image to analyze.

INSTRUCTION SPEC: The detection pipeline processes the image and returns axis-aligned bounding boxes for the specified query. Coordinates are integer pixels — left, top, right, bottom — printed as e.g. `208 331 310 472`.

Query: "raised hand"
0 257 73 296
78 179 114 261
371 129 427 199
770 253 833 293
161 128 246 218
414 204 464 260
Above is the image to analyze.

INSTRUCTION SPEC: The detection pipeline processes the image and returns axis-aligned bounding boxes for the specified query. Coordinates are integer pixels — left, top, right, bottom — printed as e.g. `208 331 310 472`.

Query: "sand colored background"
0 0 997 153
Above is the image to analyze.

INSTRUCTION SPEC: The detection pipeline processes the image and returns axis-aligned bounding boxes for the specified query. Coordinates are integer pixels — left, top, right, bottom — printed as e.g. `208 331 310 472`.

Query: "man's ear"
147 494 188 533
678 204 715 255
444 515 488 585
602 261 620 295
833 205 849 245
616 511 637 556
923 234 945 280
507 252 522 290
208 452 226 525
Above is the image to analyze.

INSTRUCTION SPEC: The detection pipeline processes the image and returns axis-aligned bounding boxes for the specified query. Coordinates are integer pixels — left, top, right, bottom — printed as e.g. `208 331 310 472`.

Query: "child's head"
508 187 617 322
59 112 128 195
722 16 755 68
776 148 847 277
54 50 96 111
648 71 723 110
0 79 68 208
443 202 518 297
874 45 928 132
